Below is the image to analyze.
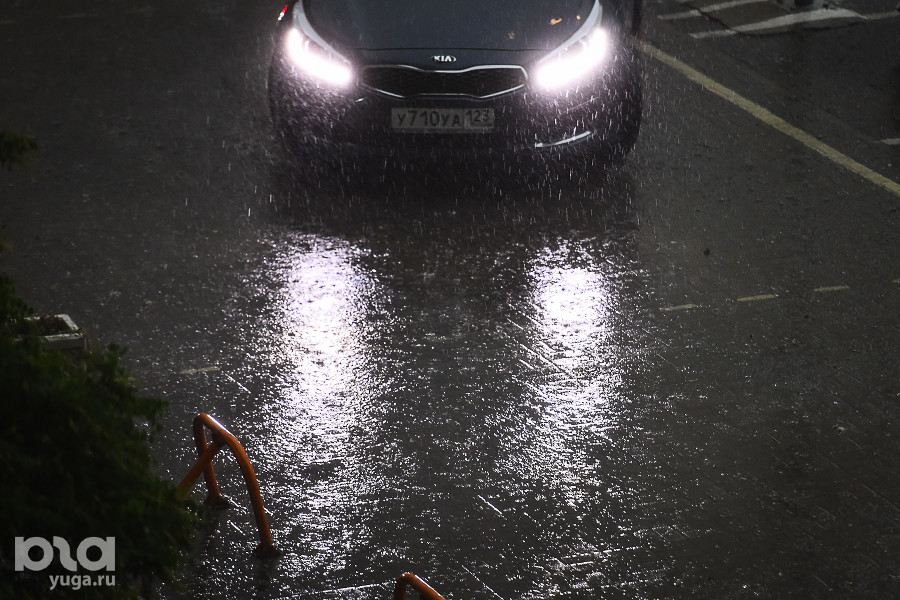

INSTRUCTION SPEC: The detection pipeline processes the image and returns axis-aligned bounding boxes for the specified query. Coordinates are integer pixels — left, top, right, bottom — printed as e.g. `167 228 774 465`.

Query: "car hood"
302 0 598 52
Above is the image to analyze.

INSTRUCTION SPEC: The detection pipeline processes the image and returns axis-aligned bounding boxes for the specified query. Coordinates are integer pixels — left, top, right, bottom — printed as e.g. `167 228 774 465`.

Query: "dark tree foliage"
0 131 37 170
0 272 195 599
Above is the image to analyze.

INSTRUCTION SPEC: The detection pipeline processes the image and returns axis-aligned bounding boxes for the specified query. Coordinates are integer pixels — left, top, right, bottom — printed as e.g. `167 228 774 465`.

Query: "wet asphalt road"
2 0 900 598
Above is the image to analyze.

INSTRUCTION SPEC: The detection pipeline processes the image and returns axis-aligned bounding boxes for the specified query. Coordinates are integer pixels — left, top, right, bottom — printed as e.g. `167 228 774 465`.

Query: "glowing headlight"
286 28 353 87
533 27 609 91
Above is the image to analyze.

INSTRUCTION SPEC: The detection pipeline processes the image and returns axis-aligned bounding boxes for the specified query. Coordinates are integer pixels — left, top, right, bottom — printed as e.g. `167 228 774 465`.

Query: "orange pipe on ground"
393 573 447 600
178 413 279 558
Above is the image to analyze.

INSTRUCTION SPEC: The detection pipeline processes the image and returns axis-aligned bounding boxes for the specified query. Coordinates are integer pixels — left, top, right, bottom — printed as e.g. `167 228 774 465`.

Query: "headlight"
286 3 353 88
286 29 353 87
533 28 608 91
532 1 608 91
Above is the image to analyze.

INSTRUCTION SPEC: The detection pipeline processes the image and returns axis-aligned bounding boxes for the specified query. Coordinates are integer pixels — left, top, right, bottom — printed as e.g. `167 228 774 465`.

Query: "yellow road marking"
638 42 900 199
736 294 778 302
813 285 850 293
660 303 700 312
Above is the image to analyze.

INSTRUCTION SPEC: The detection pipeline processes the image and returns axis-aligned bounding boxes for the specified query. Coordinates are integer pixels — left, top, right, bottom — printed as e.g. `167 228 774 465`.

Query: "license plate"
391 108 494 132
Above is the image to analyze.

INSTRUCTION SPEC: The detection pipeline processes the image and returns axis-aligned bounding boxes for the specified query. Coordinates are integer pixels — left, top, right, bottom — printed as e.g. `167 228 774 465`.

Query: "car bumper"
269 51 639 160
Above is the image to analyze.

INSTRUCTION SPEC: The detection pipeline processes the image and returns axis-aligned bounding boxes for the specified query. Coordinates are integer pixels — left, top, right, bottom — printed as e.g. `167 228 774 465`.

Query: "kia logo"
432 55 457 64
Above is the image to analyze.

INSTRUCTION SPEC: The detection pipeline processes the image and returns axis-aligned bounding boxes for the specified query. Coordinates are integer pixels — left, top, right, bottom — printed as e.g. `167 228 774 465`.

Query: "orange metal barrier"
393 573 446 600
178 413 279 558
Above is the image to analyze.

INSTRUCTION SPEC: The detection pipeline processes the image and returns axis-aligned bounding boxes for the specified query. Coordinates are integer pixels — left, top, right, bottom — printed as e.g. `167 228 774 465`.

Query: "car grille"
360 66 527 99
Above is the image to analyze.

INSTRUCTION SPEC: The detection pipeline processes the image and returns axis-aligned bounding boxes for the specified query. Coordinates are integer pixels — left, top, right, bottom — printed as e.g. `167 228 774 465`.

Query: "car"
268 0 643 170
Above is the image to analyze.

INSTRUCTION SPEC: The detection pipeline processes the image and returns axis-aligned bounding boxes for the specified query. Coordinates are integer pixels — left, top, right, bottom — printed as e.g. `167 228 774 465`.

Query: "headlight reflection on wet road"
253 236 396 588
201 191 651 599
515 245 621 508
278 237 373 397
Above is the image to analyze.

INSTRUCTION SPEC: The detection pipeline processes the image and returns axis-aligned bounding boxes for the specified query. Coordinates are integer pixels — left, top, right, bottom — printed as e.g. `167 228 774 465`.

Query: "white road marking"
638 42 900 199
691 29 738 38
864 11 900 20
881 138 900 146
733 8 862 33
680 4 874 37
659 9 703 20
813 285 850 293
699 0 771 12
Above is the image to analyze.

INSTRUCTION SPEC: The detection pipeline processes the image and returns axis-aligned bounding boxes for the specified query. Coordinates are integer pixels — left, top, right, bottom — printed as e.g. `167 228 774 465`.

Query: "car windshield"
305 0 595 51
